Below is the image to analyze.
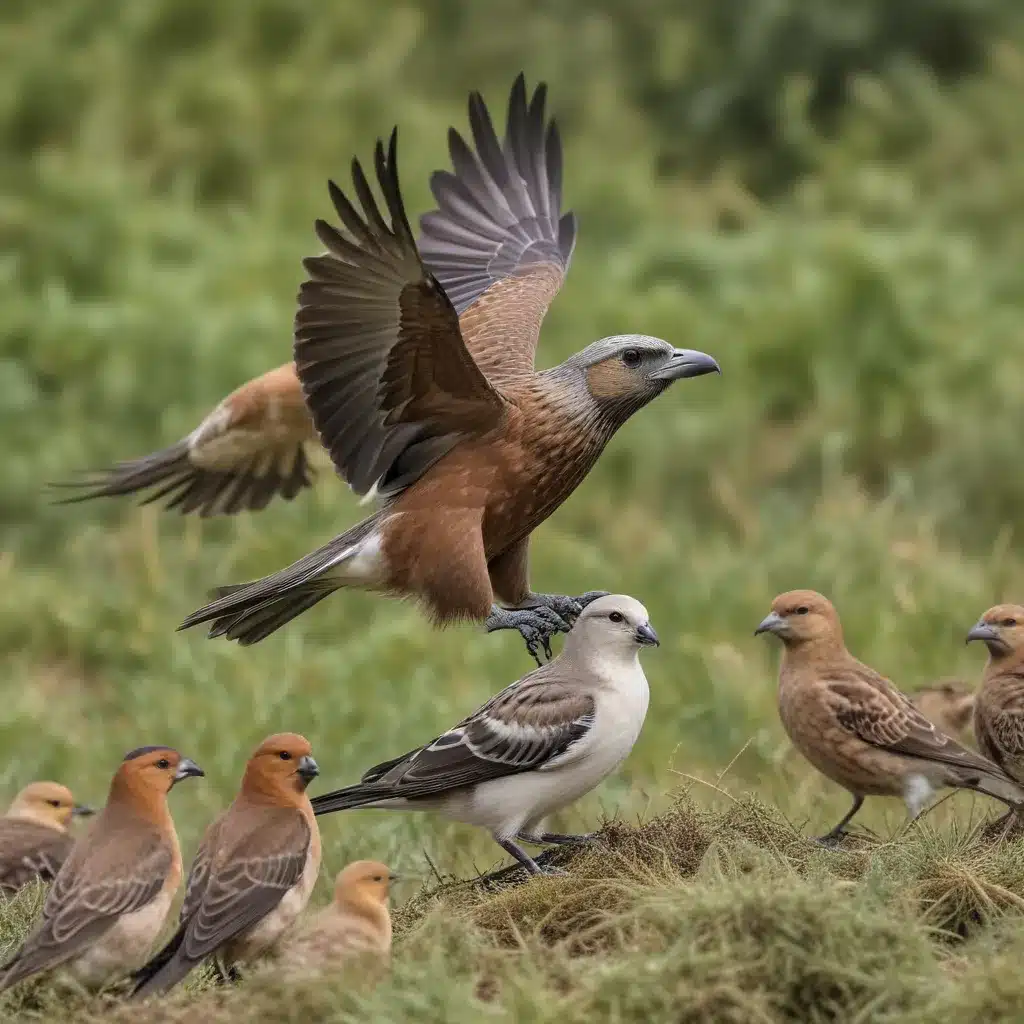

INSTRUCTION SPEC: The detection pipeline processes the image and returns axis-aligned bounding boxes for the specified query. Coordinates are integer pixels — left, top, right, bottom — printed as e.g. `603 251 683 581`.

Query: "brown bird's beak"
173 758 205 784
635 622 660 646
71 804 95 818
296 755 320 783
650 348 721 381
754 611 786 637
966 622 1003 647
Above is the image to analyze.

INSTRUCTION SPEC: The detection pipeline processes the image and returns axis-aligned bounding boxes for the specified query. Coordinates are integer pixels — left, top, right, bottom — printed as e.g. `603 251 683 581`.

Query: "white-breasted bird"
311 594 657 875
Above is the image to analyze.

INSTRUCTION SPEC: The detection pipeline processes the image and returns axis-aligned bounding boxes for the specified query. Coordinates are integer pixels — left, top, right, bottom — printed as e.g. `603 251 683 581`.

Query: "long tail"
310 783 392 816
962 768 1024 810
178 513 383 645
130 925 192 999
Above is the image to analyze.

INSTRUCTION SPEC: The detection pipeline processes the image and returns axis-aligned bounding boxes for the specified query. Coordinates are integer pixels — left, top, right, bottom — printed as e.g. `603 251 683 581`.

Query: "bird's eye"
373 874 383 882
156 758 170 770
621 349 642 368
279 751 292 761
795 607 809 616
48 799 61 808
609 611 625 623
1003 618 1018 628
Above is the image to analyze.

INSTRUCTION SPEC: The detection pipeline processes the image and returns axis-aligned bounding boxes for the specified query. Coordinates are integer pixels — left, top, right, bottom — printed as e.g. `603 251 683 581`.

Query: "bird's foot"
525 591 610 627
814 830 848 850
518 831 597 846
485 605 572 665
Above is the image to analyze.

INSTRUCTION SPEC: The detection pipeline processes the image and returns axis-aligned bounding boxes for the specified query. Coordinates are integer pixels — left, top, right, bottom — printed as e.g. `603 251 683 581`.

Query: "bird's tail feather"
310 784 389 816
131 927 190 999
178 513 383 645
961 769 1024 810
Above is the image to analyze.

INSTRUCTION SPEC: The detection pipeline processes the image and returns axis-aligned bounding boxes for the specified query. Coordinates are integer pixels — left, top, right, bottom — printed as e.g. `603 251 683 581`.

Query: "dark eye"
1003 618 1018 628
48 799 61 808
373 874 383 882
156 758 170 770
621 349 642 368
609 611 625 623
796 607 809 616
279 751 292 761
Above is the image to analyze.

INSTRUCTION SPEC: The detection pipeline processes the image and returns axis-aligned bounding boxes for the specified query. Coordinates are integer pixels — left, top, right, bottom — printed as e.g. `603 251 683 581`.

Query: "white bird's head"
565 594 659 662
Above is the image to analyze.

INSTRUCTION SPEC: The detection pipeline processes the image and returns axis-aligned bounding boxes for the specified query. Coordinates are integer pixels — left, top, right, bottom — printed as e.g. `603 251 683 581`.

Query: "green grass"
6 1 1024 1020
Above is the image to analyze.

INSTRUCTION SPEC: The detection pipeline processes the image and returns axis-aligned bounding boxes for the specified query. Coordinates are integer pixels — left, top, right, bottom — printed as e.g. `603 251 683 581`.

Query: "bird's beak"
754 611 786 637
173 758 205 784
635 622 660 646
650 348 721 381
296 755 320 782
71 804 95 818
966 622 1002 646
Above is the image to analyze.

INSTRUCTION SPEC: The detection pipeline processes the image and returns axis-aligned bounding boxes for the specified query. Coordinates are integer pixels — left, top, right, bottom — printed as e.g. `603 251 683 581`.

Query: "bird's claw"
485 605 572 665
525 590 610 629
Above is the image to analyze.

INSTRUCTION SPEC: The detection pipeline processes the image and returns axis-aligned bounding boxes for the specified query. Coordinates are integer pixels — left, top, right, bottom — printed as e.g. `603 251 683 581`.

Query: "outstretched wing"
419 74 577 382
295 131 507 500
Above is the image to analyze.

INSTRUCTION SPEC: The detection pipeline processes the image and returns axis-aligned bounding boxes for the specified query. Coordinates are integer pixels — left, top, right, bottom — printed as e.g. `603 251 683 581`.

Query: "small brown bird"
131 733 321 998
967 604 1024 786
277 861 394 979
755 590 1024 845
55 363 317 516
179 75 720 662
0 782 93 893
0 747 203 992
910 681 976 744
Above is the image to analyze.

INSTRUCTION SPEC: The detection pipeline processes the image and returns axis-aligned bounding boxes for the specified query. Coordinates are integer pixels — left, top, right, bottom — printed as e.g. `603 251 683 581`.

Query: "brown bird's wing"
296 132 507 500
822 666 1007 779
0 826 171 988
419 74 576 382
53 364 315 516
0 820 74 892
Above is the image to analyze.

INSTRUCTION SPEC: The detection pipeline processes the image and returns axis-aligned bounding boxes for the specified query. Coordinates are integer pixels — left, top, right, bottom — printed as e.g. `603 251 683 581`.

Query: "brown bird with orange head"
178 75 720 662
0 747 203 992
0 782 93 893
131 733 321 998
756 590 1024 846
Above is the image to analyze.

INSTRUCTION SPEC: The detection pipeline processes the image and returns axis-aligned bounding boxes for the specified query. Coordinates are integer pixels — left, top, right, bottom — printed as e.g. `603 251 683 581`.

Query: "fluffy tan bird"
909 681 976 744
0 747 203 992
179 75 719 662
55 363 316 516
0 782 93 893
277 861 393 979
131 733 321 998
967 604 1024 785
755 590 1024 845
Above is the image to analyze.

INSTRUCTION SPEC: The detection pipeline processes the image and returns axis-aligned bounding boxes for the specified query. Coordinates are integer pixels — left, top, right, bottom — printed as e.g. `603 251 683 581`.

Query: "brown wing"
0 821 73 892
419 74 576 382
295 131 507 500
54 364 316 516
823 666 1004 778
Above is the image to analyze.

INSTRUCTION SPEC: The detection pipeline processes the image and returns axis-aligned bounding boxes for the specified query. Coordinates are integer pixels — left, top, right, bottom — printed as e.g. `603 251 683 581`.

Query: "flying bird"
0 747 203 992
967 604 1024 787
310 594 657 875
131 733 321 998
0 782 93 893
54 364 316 517
909 681 976 744
755 590 1024 846
277 860 394 979
178 75 719 661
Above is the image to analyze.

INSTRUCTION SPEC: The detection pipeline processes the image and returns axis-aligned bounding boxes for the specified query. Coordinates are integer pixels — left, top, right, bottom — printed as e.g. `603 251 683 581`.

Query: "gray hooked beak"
635 621 660 646
650 348 721 381
71 804 95 818
173 758 205 784
754 611 785 637
966 622 1002 646
296 755 320 782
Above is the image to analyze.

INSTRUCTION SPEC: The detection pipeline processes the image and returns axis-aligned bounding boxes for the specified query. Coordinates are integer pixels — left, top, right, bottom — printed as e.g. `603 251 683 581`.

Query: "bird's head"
118 746 205 796
245 733 320 801
569 594 659 660
7 781 92 830
569 334 720 424
754 590 842 649
966 604 1024 659
334 859 395 910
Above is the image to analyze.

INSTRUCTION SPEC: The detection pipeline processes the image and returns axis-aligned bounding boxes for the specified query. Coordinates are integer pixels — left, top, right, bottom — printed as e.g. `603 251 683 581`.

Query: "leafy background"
3 0 1024 1019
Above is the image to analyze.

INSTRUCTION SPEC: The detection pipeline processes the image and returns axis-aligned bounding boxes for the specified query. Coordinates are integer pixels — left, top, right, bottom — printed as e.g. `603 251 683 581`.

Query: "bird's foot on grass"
518 831 597 846
813 830 848 850
485 605 572 665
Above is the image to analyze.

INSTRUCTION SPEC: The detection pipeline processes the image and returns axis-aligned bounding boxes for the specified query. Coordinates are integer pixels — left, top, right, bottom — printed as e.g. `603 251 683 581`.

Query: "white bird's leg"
815 795 864 847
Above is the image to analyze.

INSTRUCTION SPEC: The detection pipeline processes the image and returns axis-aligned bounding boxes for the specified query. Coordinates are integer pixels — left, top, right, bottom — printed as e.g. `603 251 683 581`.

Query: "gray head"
564 594 659 662
559 334 720 427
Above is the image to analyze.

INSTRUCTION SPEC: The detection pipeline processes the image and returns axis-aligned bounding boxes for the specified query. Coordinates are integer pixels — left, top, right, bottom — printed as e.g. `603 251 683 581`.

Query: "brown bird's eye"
609 611 624 623
279 751 292 761
373 874 383 882
48 799 61 808
795 607 809 615
621 349 642 368
1003 618 1018 627
156 758 170 770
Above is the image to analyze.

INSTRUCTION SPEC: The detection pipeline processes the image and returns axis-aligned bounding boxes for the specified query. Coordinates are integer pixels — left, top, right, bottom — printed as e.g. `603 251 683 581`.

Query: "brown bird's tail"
51 443 313 517
178 512 384 644
958 768 1024 811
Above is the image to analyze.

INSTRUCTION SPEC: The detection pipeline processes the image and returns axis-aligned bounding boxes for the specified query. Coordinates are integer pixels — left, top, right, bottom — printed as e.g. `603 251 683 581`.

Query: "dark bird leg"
518 830 596 845
815 795 864 848
485 605 572 665
496 837 566 876
521 590 610 627
214 961 244 986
